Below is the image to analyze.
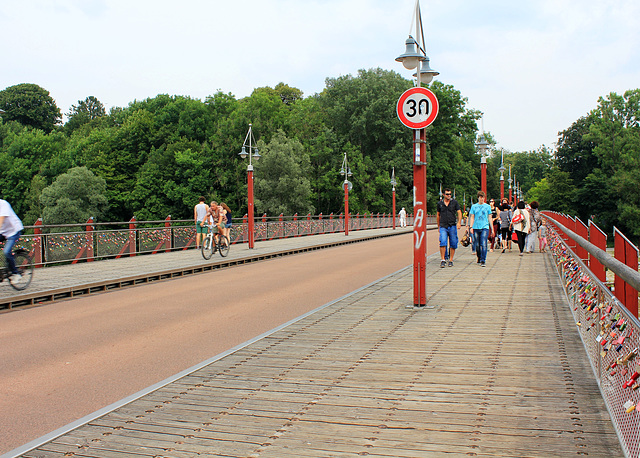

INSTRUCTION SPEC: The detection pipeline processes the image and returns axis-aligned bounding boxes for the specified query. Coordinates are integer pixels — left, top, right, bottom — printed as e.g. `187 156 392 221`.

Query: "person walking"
436 188 462 268
498 202 512 253
194 196 209 249
399 207 407 227
526 201 542 253
0 198 25 286
511 201 531 256
539 221 548 252
468 191 494 267
489 198 500 252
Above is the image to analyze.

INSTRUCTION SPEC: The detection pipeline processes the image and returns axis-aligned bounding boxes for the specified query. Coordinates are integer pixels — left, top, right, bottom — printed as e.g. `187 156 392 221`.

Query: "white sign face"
396 87 439 129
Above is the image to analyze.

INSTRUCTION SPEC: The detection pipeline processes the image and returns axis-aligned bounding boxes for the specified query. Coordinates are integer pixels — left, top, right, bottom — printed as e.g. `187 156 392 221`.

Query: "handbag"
512 212 524 224
511 231 518 241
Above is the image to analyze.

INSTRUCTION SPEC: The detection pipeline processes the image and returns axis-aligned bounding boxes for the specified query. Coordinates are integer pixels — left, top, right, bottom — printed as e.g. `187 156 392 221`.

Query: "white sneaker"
10 274 22 285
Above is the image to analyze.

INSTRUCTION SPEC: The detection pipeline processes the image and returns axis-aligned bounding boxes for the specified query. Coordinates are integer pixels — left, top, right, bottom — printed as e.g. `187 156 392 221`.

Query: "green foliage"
0 83 61 133
254 131 314 215
65 96 106 134
39 167 108 225
15 73 635 231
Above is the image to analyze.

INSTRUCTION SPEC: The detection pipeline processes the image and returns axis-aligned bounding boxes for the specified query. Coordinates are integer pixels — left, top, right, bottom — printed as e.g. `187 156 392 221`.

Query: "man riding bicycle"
0 198 24 286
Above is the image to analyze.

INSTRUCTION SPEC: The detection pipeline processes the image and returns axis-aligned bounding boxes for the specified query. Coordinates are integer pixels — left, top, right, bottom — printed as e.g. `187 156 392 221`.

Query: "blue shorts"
439 226 458 249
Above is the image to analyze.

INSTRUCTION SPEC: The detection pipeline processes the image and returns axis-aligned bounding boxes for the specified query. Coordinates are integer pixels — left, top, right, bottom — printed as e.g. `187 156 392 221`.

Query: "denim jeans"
2 230 22 275
474 228 489 263
439 226 459 249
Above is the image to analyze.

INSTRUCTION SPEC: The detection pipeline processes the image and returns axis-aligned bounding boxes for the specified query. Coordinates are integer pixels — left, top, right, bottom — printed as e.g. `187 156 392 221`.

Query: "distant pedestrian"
468 191 494 267
499 202 512 253
399 207 407 227
510 201 530 256
489 198 499 252
194 196 209 249
526 201 542 253
539 222 548 252
221 202 232 240
436 188 462 268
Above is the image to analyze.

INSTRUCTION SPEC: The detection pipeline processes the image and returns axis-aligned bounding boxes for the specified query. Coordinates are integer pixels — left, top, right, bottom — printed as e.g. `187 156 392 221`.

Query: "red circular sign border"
396 87 439 129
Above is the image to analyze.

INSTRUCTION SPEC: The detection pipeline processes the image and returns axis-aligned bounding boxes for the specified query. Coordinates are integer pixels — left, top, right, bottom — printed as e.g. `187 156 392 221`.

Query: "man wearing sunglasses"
436 188 462 268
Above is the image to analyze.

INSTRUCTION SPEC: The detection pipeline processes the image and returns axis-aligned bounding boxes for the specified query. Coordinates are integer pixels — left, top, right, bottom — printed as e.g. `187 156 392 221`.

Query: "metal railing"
4 213 422 268
547 217 640 457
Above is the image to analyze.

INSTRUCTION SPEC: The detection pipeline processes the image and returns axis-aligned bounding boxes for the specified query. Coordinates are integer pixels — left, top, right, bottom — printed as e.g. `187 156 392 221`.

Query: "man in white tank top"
194 196 209 248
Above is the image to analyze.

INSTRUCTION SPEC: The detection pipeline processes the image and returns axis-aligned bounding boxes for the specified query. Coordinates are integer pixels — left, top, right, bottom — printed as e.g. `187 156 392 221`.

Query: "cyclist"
200 201 225 244
0 198 25 286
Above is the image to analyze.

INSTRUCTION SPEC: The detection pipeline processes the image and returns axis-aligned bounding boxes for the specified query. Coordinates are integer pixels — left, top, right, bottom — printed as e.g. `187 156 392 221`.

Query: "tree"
39 167 108 224
556 115 598 185
253 130 314 215
0 83 61 133
65 96 106 133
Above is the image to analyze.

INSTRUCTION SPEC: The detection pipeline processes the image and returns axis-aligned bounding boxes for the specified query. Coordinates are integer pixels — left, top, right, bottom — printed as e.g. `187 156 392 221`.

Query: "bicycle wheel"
10 249 34 291
218 236 230 257
201 234 214 260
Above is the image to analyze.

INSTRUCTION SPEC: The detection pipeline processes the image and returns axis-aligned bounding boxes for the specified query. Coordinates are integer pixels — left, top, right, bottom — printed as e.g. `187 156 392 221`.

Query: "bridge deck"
11 241 623 457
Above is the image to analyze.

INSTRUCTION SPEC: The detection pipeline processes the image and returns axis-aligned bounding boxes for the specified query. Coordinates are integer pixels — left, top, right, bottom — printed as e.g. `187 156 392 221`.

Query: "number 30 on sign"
396 87 439 129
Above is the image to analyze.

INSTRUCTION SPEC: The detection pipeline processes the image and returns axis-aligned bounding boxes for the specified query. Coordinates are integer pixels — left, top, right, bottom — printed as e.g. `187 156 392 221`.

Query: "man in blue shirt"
468 191 494 267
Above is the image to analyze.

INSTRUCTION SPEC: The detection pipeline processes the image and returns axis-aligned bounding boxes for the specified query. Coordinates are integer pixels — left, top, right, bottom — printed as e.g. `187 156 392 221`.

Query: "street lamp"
390 167 397 230
340 151 353 236
395 0 438 307
476 128 489 197
239 124 261 249
508 165 513 203
498 151 506 201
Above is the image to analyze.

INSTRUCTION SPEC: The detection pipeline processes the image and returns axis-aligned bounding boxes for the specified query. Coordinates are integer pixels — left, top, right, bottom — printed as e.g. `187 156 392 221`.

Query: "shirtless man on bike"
200 201 225 243
0 198 25 286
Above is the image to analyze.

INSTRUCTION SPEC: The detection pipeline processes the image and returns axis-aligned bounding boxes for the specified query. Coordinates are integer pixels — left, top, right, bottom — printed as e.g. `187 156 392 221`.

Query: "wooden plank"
22 248 624 457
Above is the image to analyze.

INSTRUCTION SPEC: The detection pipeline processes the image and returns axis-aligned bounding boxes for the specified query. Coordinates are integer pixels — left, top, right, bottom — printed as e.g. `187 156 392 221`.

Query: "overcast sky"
3 0 639 152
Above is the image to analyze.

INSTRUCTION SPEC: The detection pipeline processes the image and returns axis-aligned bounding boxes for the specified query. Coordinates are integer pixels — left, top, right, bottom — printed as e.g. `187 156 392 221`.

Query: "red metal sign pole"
413 128 427 306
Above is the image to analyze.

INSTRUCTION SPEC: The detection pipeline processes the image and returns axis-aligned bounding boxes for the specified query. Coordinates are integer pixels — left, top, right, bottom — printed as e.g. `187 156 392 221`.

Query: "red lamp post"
499 151 506 201
395 0 439 307
477 132 489 197
239 124 260 249
391 167 397 230
508 165 513 203
340 151 352 236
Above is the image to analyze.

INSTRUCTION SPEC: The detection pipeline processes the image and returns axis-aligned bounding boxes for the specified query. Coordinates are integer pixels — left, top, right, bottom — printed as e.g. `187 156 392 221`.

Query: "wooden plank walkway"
13 246 623 457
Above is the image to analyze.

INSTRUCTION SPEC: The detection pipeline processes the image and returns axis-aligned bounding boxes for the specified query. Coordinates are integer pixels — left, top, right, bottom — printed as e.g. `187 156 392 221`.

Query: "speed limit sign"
396 87 439 129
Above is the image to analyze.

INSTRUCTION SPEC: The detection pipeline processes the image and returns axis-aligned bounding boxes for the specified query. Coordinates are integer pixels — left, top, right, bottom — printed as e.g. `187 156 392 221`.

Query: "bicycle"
1 248 35 291
201 224 230 260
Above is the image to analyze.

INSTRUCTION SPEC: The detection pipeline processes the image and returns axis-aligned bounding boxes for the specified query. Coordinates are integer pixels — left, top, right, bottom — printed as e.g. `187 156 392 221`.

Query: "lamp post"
239 124 261 249
340 151 353 236
477 130 489 197
508 165 513 203
391 167 397 230
395 0 439 307
498 151 506 201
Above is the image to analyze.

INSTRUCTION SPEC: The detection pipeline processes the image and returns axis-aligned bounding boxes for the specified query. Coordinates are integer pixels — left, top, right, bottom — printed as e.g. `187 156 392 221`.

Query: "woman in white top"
510 201 531 256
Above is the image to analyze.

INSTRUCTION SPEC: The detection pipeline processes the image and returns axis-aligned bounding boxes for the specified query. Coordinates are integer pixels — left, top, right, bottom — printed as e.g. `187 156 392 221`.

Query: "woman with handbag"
510 201 530 256
499 202 512 253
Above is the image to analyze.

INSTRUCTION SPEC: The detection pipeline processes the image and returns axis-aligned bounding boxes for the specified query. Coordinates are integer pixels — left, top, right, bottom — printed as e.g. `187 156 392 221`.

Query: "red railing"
6 213 423 268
